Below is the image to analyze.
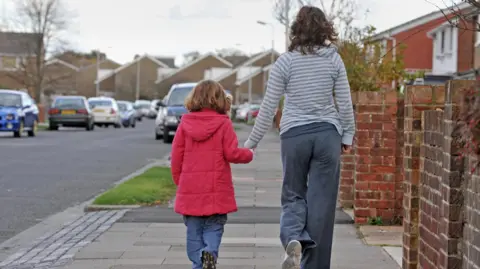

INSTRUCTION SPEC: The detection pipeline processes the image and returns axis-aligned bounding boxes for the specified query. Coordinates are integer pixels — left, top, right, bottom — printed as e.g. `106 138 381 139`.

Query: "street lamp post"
95 50 100 97
95 46 112 97
256 20 275 67
235 43 253 104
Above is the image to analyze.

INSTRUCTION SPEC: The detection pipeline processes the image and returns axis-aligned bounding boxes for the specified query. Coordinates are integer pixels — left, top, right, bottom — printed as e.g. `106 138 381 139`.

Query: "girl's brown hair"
184 80 227 114
288 5 338 54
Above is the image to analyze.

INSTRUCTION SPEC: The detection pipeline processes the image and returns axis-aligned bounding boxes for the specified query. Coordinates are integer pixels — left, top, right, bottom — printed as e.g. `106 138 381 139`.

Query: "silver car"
133 100 150 121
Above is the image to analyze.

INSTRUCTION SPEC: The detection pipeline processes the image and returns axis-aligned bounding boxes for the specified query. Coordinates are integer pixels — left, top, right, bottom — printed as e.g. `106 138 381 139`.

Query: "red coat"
171 109 253 216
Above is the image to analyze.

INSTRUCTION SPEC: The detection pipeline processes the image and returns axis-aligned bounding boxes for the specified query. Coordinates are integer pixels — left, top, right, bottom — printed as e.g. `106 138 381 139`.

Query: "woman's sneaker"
202 251 216 269
282 240 302 269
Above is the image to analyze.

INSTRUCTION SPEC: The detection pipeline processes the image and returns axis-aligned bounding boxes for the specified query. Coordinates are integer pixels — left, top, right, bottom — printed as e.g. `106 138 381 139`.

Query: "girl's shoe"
282 240 302 269
202 251 216 269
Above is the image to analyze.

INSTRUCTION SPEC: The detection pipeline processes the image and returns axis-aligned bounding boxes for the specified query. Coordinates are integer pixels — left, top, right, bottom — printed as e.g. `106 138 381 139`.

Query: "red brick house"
370 2 474 79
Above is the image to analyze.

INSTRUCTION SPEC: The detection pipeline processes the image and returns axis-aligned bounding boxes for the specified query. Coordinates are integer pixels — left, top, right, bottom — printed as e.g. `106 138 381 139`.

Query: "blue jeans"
183 214 227 269
280 123 342 269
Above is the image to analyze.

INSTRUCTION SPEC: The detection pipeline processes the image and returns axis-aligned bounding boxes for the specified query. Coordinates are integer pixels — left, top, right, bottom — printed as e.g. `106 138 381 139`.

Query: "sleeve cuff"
244 139 257 149
342 133 354 146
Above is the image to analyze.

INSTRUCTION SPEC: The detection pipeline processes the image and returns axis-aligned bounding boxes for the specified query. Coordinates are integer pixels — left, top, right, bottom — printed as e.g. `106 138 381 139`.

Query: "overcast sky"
0 0 452 65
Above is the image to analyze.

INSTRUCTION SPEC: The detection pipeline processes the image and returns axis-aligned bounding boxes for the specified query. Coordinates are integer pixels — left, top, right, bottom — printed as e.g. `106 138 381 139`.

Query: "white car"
147 99 160 119
134 100 151 119
87 97 122 128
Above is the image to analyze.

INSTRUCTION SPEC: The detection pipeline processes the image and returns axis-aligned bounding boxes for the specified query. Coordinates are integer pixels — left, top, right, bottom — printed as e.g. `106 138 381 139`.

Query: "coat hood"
314 44 338 57
180 110 229 142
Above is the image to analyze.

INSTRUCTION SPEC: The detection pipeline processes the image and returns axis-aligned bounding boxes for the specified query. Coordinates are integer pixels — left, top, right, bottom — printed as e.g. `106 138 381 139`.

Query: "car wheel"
14 121 24 138
28 120 38 137
155 130 162 140
86 121 94 131
114 123 121 129
131 119 136 128
138 117 142 122
49 123 58 131
163 128 173 144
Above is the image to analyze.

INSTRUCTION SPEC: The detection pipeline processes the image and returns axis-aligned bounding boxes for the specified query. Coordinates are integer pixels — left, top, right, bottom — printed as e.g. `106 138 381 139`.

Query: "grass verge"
93 166 176 206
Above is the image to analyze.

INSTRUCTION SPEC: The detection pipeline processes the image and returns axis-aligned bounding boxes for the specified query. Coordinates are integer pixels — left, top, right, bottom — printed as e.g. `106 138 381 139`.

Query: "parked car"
0 89 39 137
147 99 160 119
87 97 122 128
235 103 260 121
134 100 150 120
155 82 196 143
48 96 94 131
117 101 136 128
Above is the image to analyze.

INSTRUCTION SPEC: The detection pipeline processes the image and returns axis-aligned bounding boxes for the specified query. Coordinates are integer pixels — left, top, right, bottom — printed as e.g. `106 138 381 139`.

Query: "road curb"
83 155 172 213
0 156 170 263
84 205 141 212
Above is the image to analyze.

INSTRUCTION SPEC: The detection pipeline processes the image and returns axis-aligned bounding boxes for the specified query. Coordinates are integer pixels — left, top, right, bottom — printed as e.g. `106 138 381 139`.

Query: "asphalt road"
0 119 171 244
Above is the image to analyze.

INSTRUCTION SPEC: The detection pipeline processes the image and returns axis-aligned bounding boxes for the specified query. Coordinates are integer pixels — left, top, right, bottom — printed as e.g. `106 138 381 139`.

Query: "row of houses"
373 1 479 83
0 31 279 104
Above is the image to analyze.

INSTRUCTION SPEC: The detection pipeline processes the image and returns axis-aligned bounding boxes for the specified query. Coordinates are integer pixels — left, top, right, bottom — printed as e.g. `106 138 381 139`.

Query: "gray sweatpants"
280 123 341 269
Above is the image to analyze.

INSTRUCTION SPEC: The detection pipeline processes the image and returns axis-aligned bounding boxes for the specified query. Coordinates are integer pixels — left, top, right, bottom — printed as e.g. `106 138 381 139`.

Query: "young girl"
170 80 253 269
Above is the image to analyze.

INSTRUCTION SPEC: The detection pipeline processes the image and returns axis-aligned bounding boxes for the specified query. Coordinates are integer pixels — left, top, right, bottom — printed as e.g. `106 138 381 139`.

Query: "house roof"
45 58 80 71
154 56 176 68
371 1 471 41
223 55 250 67
235 64 272 86
155 53 233 84
95 54 169 84
0 31 42 55
215 49 278 83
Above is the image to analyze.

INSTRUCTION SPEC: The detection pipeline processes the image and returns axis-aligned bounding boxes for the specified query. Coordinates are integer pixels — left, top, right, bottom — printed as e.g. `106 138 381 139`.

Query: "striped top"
244 45 355 148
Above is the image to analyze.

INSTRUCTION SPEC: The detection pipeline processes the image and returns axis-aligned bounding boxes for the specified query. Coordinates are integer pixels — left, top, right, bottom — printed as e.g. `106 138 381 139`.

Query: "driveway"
0 120 171 244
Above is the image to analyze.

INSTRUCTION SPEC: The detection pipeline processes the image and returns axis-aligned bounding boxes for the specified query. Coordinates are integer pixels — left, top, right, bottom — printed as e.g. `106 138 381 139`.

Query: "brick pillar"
353 90 397 224
402 85 445 269
395 98 405 221
437 80 475 269
339 99 357 208
339 152 355 208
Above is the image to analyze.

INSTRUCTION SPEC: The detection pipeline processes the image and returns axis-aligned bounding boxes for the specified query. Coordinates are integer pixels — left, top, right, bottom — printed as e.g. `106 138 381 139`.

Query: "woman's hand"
342 144 352 154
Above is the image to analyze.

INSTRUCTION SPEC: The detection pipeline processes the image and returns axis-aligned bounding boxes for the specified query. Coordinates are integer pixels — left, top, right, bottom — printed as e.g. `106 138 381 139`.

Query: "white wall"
157 67 177 81
431 26 458 75
97 69 113 80
237 66 261 81
204 67 232 80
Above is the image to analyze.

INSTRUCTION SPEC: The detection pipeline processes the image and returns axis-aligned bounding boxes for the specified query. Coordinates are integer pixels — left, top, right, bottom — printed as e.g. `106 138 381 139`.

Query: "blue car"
154 83 233 143
117 101 136 128
0 90 39 138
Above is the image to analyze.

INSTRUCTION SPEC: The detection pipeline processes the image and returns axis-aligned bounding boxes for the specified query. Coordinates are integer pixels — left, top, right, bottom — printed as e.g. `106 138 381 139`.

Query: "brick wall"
399 80 478 269
403 85 445 269
419 110 444 268
352 90 398 224
464 155 480 269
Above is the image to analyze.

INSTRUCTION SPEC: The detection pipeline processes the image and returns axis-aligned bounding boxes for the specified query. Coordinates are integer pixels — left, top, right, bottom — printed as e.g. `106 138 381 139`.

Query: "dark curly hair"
288 5 338 54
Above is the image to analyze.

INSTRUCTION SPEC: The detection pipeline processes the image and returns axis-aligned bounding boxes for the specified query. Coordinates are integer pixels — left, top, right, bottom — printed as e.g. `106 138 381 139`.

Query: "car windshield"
89 100 112 107
53 98 85 109
167 86 194 106
0 92 22 107
118 103 128 111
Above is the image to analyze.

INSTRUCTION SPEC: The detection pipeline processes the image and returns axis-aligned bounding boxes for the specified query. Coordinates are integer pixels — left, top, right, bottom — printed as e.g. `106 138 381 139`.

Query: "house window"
440 30 445 54
1 56 19 70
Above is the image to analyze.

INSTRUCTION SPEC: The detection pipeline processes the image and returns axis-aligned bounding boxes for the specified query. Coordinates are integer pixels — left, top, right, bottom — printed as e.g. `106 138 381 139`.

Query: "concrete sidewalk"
0 125 399 269
60 125 398 269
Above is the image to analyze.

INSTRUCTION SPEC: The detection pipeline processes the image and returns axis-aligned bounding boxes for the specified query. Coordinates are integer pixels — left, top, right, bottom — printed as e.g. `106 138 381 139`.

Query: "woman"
244 5 355 269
